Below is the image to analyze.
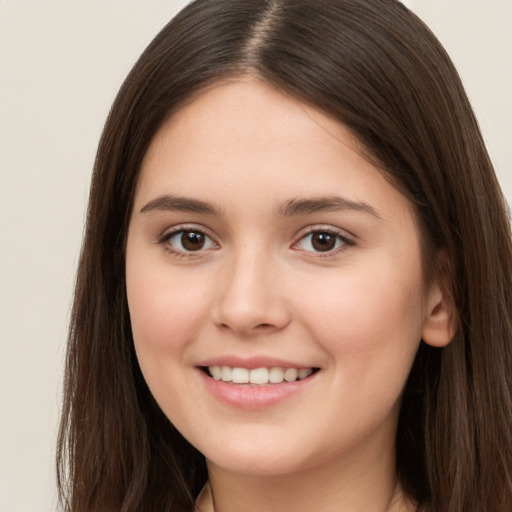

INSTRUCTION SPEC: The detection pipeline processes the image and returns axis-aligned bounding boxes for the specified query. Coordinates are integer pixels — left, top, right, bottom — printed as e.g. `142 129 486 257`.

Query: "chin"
198 435 329 477
208 454 310 476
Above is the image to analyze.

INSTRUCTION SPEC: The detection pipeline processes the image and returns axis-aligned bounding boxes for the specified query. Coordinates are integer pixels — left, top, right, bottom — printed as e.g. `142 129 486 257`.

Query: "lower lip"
198 369 319 410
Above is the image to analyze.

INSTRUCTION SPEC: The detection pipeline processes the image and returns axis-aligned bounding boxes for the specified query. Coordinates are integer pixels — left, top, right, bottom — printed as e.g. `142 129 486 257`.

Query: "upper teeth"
208 366 313 384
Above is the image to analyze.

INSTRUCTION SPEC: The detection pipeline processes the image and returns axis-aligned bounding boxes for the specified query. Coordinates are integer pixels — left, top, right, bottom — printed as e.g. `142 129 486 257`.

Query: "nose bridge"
212 242 289 334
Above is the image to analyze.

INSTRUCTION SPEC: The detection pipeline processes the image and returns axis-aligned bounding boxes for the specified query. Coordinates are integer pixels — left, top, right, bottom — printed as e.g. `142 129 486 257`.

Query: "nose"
210 249 291 336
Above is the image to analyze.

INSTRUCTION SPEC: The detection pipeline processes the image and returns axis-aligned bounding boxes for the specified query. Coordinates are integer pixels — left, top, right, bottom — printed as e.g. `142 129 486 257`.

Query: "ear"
422 254 457 348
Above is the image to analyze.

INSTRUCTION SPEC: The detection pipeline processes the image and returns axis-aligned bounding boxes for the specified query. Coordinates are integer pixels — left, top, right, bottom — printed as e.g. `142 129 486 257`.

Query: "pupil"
181 231 205 251
312 232 336 252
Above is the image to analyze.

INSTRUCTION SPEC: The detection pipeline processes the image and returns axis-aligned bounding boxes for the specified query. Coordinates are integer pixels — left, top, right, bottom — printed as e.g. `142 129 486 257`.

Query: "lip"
196 358 320 410
197 355 315 370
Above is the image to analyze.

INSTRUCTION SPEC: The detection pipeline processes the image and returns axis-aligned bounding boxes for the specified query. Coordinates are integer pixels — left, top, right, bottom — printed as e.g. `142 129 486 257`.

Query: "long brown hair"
57 1 512 510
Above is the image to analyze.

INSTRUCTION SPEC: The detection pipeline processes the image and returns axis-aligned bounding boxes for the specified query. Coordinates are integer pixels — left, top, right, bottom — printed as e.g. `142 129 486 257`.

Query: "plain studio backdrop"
0 1 510 511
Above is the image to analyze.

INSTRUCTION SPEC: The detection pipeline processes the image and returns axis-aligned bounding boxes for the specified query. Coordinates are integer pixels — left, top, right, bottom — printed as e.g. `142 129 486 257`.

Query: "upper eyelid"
293 224 355 242
156 223 355 249
158 223 218 242
290 226 356 256
158 226 219 257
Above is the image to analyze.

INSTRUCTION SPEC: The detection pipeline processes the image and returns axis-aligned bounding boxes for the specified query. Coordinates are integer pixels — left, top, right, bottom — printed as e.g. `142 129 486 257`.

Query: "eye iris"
311 232 336 252
181 231 205 251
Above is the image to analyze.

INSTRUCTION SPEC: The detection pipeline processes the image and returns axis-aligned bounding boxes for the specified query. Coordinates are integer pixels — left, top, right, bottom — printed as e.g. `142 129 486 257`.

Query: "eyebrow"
140 193 382 220
278 196 382 220
140 195 222 215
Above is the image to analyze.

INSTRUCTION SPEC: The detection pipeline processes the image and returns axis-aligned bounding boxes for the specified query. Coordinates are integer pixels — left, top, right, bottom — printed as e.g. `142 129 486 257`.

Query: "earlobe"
421 277 457 348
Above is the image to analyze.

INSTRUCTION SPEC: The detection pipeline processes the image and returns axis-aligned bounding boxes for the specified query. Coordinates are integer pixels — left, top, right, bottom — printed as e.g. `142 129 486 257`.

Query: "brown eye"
296 230 348 253
181 231 205 251
162 228 217 254
311 232 337 252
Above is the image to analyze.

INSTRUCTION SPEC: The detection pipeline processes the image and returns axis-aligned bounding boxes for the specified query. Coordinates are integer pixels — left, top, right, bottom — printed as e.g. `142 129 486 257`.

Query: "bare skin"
127 78 453 512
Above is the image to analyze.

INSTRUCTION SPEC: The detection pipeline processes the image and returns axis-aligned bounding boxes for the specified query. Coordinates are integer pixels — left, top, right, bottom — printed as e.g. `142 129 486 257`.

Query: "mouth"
197 362 321 409
201 366 320 385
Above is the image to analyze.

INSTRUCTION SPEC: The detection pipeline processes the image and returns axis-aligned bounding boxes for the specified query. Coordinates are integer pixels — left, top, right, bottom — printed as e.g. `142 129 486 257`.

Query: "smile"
199 364 320 409
207 366 315 385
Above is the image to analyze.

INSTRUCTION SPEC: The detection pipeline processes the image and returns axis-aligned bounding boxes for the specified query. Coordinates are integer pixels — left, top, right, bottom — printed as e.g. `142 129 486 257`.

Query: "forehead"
135 78 414 225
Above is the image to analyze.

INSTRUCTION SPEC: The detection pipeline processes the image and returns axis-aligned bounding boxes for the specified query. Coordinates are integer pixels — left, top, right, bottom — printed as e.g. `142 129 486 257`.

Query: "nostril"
218 322 275 332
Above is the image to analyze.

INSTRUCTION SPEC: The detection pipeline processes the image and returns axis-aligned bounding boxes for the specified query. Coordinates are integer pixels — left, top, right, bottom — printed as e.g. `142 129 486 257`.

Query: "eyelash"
157 226 354 257
293 228 354 257
158 226 218 257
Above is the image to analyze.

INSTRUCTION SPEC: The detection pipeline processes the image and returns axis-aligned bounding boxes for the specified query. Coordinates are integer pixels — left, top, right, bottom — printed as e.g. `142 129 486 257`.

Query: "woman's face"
126 79 444 476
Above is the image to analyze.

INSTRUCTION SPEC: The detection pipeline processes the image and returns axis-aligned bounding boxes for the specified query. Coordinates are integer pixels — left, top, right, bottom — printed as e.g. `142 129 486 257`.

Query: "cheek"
125 264 211 425
129 282 197 343
126 251 210 372
295 256 425 376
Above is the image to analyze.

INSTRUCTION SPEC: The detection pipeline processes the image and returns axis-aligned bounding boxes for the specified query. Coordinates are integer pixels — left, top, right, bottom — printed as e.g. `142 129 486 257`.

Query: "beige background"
1 1 510 510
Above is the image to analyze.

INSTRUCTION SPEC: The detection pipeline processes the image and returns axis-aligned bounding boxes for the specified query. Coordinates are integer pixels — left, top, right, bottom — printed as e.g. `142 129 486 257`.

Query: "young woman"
57 1 512 511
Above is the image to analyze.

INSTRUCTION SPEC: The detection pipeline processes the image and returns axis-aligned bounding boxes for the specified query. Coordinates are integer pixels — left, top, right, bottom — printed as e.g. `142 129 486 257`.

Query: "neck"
199 441 415 512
